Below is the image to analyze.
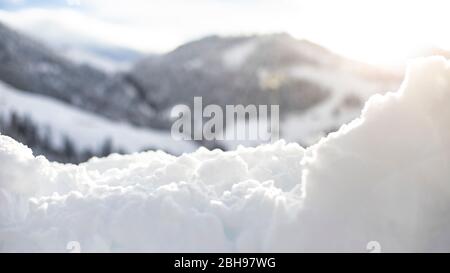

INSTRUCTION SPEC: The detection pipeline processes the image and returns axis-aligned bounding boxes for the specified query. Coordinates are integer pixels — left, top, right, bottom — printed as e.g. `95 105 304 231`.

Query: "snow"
0 81 197 155
217 117 275 150
282 65 398 146
1 57 450 252
0 140 304 252
222 40 258 69
291 57 450 252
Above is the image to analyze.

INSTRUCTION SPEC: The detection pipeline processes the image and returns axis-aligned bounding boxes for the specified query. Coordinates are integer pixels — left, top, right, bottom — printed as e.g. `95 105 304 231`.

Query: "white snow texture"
1 57 450 252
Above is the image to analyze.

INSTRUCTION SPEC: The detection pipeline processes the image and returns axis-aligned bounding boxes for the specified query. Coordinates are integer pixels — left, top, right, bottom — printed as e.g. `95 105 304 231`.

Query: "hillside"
0 81 196 163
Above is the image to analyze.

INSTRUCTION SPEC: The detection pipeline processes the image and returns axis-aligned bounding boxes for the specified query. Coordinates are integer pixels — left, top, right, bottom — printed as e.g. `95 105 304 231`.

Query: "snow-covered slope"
281 65 399 146
0 21 403 150
0 81 197 157
0 57 449 252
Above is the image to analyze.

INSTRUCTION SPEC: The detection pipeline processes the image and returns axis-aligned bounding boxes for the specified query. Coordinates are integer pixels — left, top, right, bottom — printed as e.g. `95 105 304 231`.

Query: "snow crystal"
1 57 450 252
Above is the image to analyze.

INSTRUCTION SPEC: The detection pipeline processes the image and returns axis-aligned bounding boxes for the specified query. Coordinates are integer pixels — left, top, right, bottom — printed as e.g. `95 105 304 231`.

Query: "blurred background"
0 0 448 163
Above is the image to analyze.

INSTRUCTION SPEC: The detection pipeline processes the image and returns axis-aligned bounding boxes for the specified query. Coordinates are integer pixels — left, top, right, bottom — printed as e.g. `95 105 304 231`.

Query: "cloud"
1 0 450 63
0 0 302 53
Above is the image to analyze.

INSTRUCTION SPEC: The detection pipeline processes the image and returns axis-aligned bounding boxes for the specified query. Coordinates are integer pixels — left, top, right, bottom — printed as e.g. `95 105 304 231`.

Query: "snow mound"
1 57 450 252
297 56 450 252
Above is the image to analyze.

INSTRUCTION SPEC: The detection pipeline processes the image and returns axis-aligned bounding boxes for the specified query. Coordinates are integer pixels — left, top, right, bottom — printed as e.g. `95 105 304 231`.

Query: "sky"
0 0 449 65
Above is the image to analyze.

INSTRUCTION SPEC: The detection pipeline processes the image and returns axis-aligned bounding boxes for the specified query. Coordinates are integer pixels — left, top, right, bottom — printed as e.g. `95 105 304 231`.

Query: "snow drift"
0 57 450 252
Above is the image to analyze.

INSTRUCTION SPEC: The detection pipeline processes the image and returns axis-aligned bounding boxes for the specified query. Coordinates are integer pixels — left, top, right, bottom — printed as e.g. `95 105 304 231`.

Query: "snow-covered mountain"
0 22 156 128
0 21 404 160
0 81 197 163
129 34 402 145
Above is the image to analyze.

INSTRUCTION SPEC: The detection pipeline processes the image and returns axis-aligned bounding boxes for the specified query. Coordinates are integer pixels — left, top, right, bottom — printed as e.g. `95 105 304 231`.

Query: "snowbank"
1 57 450 252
